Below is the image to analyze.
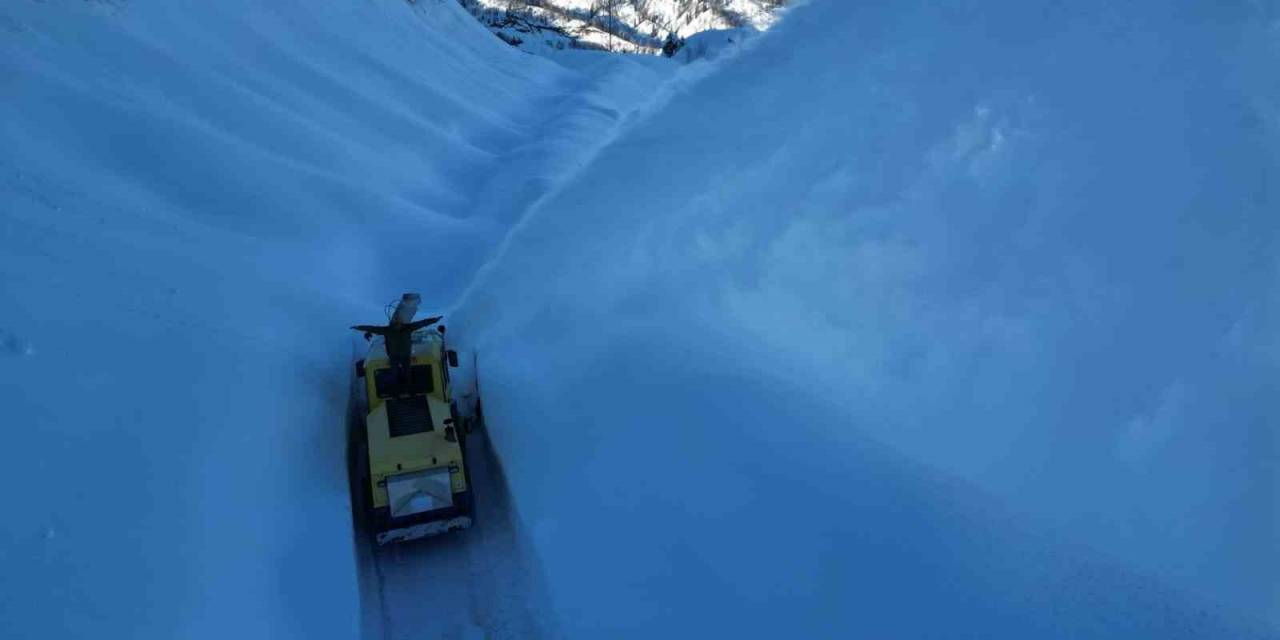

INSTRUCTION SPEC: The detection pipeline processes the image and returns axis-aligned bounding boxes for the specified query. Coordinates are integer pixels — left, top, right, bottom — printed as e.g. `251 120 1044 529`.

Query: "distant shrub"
661 32 684 57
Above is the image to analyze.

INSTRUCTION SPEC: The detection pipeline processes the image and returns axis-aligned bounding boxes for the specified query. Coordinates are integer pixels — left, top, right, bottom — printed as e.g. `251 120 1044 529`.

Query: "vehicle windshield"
374 365 434 399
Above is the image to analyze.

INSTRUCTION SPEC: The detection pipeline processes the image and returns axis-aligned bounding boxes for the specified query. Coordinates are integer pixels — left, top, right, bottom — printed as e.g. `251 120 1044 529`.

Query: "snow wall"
0 1 591 637
453 0 1280 637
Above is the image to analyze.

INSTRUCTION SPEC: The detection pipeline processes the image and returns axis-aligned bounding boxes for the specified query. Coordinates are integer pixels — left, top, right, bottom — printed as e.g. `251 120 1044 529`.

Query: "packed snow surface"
2 0 1278 638
452 0 1280 637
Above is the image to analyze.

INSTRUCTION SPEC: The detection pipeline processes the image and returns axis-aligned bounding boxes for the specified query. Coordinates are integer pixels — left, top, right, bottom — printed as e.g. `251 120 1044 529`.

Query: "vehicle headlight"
386 468 453 518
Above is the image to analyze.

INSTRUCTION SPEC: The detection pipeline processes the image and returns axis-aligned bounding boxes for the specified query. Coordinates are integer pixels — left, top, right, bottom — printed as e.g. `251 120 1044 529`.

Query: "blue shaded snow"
2 0 1276 637
0 1 668 638
453 0 1279 637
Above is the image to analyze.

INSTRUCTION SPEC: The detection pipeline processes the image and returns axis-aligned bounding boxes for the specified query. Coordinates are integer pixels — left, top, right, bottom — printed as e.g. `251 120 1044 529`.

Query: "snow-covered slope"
0 1 670 638
4 0 1277 637
452 0 1280 637
460 0 783 54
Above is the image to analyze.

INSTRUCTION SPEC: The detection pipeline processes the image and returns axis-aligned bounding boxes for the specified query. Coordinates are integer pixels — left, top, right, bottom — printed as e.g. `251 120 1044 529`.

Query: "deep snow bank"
0 1 664 638
454 0 1279 636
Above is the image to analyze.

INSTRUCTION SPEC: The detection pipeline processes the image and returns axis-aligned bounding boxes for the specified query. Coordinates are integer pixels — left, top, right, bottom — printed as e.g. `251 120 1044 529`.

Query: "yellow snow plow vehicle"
352 294 473 544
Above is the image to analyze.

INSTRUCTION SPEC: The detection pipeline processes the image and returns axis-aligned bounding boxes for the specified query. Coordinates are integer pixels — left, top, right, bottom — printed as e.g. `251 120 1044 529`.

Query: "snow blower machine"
351 293 474 544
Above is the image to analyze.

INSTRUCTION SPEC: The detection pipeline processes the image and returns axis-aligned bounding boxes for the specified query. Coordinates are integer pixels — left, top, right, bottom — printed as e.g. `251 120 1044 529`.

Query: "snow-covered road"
338 35 677 640
352 419 556 640
346 44 675 640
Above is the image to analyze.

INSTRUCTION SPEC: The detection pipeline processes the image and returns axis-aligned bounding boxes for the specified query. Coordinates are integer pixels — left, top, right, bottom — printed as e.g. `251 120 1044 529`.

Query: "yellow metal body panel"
363 333 467 510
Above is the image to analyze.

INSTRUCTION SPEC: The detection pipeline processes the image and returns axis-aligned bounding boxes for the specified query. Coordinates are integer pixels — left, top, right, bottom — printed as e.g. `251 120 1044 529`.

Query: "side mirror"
355 359 366 378
447 350 459 368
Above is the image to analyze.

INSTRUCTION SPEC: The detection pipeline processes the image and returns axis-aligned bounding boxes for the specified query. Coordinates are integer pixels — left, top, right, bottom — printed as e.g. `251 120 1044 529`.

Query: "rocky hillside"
458 0 786 54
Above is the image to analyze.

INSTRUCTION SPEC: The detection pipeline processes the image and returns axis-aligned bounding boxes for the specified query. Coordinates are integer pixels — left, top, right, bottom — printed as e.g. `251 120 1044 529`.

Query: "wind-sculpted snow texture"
4 0 1278 637
452 0 1280 637
0 1 670 638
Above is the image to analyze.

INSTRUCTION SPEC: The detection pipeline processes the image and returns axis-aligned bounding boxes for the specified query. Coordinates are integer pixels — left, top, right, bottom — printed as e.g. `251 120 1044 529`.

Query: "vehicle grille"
387 396 433 437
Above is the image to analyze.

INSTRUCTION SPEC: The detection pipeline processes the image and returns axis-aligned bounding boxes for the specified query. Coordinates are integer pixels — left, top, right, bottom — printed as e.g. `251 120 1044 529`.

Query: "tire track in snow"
352 54 673 640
